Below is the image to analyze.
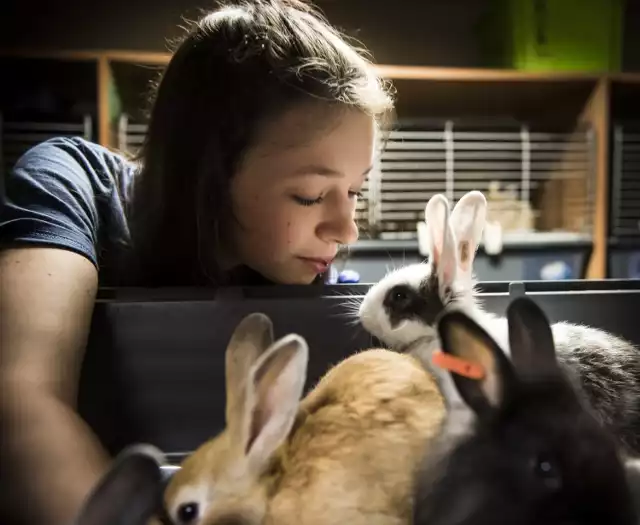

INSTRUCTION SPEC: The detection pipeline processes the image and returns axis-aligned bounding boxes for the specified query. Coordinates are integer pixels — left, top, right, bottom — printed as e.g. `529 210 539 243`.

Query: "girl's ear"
624 458 640 516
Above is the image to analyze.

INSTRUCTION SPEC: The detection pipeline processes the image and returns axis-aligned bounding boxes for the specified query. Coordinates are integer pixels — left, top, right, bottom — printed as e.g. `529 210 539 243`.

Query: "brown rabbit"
163 312 445 525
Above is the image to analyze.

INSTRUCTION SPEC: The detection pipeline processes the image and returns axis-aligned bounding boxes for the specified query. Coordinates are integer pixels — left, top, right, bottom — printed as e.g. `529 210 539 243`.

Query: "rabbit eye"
177 502 200 523
386 285 413 310
532 456 562 490
393 290 408 302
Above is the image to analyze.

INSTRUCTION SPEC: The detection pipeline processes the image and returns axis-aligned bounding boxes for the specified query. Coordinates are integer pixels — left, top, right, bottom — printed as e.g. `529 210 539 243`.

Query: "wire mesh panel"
354 177 371 235
611 123 640 239
117 114 147 156
365 121 596 241
0 113 93 179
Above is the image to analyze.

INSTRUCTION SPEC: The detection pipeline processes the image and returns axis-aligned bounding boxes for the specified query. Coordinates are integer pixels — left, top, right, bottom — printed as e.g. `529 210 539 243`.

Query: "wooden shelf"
102 50 173 65
0 48 621 81
0 55 98 120
0 49 171 64
610 78 640 122
0 49 103 62
2 47 636 279
610 72 640 84
376 64 602 82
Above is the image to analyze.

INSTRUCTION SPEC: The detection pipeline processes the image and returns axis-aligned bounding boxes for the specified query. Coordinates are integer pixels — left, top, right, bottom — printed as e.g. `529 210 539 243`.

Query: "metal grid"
363 121 596 241
611 123 640 239
0 113 93 179
117 113 147 156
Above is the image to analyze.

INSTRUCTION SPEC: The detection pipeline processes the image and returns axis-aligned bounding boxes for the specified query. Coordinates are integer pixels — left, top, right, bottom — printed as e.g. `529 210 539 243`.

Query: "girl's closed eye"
292 194 323 206
292 189 362 207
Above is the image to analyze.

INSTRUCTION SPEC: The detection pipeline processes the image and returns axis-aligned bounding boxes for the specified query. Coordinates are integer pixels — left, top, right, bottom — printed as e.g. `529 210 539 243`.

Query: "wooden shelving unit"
1 48 634 279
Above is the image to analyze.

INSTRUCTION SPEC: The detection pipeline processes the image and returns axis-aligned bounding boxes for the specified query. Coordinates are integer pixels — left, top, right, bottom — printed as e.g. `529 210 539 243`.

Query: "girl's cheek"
285 215 307 247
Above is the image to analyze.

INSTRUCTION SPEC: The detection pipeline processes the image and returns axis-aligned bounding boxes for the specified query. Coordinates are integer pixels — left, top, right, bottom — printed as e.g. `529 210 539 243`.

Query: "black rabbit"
413 296 640 525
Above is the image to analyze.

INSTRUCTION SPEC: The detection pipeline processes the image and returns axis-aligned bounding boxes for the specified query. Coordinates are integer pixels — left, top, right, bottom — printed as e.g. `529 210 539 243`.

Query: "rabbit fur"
358 191 640 455
163 312 445 525
413 295 640 525
70 444 168 525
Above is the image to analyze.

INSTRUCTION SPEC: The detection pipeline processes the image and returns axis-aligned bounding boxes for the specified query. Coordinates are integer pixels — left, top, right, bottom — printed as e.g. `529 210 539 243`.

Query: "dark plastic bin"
78 279 640 460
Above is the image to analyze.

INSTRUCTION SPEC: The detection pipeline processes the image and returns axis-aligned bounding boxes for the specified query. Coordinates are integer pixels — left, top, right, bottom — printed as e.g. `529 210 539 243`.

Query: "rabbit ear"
225 313 274 432
506 297 560 381
449 191 487 282
623 458 640 513
425 194 457 291
240 333 309 475
73 444 166 525
437 310 516 418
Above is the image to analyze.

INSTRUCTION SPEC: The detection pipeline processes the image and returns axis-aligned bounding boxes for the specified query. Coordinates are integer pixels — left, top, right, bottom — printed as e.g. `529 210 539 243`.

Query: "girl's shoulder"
0 136 138 278
21 136 138 198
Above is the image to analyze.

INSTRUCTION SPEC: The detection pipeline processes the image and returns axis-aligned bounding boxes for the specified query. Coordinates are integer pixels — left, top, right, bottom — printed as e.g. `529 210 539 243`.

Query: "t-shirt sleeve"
0 136 130 269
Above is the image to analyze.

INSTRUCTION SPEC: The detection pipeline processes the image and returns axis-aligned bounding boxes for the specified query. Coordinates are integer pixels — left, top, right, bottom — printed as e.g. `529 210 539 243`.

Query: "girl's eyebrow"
292 165 373 177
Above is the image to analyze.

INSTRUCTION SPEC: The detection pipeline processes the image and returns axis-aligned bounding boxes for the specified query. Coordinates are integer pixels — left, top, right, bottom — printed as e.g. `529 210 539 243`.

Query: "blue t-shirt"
0 136 137 285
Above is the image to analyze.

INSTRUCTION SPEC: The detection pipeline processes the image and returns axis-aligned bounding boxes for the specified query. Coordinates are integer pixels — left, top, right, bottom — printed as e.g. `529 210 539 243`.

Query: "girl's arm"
0 246 110 525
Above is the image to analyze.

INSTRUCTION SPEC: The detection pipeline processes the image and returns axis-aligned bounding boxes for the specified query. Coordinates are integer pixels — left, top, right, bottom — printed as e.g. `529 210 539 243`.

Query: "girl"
0 1 394 524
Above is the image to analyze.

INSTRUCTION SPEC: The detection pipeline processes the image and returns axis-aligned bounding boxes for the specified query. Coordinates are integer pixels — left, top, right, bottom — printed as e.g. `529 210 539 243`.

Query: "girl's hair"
123 0 395 287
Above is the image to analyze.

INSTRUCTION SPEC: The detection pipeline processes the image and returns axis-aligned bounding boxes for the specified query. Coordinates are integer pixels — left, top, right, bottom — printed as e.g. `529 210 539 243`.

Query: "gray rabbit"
70 444 168 525
70 444 251 525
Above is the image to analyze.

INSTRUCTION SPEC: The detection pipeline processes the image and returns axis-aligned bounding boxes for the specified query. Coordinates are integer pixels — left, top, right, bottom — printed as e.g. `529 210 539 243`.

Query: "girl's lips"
298 257 334 273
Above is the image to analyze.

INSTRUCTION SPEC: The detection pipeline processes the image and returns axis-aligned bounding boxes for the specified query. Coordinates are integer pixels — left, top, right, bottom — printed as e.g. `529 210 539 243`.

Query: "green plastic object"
478 0 625 72
108 72 123 127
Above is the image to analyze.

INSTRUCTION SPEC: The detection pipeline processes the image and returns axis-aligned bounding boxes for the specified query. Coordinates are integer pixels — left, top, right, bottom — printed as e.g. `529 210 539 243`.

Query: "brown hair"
124 0 395 286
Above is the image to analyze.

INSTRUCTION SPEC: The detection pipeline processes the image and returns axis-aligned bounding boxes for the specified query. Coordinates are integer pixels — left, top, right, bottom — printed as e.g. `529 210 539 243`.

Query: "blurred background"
2 0 640 283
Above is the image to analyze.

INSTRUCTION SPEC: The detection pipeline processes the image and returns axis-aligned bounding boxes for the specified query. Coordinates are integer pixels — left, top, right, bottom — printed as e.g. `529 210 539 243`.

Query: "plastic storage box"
479 0 624 72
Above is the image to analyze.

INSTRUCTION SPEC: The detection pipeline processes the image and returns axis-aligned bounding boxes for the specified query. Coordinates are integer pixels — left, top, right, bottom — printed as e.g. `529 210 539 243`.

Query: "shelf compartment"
365 120 596 241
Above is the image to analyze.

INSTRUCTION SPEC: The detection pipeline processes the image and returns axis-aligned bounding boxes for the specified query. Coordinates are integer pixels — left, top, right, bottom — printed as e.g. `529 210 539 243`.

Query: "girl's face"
228 104 376 284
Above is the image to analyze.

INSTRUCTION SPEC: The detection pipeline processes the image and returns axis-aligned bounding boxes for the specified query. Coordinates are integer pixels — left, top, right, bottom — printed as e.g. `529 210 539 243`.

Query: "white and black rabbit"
414 295 640 525
358 190 640 455
359 192 497 354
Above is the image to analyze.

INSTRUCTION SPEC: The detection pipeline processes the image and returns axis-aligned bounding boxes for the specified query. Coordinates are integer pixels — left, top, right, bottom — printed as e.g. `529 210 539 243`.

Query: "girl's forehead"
233 103 376 185
251 103 375 157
